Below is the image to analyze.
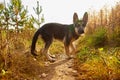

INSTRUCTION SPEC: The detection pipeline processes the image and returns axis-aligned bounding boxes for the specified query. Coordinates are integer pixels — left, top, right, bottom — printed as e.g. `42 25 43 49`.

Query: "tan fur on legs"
64 45 72 59
42 48 56 62
70 42 76 54
70 43 76 58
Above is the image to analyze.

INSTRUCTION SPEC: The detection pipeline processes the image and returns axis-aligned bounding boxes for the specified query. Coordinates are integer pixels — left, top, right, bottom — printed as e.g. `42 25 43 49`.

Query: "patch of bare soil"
40 54 78 80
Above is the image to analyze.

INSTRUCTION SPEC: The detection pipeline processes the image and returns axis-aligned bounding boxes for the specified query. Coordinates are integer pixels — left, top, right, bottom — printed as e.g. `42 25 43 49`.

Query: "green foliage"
33 1 42 15
8 0 28 29
0 3 4 10
77 47 98 63
0 7 10 29
0 0 28 32
86 27 107 47
33 1 44 28
10 0 22 11
23 17 35 29
77 47 90 62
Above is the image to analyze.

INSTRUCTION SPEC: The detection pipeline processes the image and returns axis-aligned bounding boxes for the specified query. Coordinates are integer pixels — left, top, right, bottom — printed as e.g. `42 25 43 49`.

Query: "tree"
33 1 44 28
0 0 28 70
8 0 28 33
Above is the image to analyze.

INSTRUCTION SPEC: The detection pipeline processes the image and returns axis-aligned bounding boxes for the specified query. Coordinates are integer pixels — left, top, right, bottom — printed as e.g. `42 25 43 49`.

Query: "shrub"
86 27 107 47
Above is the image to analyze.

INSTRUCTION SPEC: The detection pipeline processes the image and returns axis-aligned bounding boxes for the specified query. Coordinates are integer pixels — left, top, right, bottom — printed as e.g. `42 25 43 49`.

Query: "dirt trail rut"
41 54 77 80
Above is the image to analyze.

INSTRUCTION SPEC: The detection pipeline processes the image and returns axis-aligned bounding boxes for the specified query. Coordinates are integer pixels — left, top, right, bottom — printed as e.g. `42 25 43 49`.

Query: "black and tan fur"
31 12 88 62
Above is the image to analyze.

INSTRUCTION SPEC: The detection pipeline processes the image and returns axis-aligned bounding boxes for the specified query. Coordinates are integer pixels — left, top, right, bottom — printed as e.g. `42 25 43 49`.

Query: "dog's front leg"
64 45 71 59
69 42 76 58
70 42 76 54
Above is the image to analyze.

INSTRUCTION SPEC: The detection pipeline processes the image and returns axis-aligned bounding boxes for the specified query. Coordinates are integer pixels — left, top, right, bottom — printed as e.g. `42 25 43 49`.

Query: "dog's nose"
81 30 84 33
78 29 84 34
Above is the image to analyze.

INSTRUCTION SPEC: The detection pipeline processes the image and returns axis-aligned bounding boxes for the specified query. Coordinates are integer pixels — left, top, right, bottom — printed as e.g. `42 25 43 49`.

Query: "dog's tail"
31 29 41 56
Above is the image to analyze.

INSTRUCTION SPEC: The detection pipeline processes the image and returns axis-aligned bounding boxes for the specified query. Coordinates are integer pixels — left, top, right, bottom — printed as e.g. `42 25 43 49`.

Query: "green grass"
85 27 107 47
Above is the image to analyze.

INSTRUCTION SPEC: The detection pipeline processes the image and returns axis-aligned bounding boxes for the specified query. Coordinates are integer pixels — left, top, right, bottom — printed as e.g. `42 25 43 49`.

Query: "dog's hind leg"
42 40 56 62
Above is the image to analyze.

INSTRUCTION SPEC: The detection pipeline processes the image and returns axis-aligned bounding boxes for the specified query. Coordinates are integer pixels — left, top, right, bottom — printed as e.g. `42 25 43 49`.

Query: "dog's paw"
48 58 56 63
49 54 56 58
66 55 75 60
66 56 72 60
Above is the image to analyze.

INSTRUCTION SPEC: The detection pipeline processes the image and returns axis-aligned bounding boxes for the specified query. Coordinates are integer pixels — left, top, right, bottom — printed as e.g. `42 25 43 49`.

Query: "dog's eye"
75 24 79 27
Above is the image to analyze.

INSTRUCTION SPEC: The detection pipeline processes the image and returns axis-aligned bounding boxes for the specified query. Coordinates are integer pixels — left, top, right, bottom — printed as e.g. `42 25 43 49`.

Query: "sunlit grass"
75 46 120 79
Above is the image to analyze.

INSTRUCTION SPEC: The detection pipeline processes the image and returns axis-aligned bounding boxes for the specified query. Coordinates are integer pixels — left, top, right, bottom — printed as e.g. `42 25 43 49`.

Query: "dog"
31 12 88 62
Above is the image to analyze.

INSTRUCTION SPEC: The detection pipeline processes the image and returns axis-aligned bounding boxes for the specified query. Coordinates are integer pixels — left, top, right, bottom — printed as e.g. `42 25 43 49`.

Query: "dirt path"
41 54 78 80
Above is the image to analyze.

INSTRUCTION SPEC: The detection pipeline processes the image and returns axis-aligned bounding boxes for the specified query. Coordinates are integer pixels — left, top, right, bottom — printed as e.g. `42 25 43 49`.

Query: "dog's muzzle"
78 28 84 34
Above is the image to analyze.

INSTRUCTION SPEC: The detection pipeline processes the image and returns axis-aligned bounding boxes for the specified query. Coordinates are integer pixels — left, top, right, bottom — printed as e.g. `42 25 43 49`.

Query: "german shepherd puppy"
31 12 88 62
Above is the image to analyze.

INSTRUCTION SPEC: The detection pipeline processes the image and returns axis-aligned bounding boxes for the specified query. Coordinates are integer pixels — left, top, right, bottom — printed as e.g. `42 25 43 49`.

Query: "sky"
0 0 118 24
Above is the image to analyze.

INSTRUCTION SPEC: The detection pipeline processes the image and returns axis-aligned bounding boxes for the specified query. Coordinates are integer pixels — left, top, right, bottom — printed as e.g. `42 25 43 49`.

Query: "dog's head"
73 12 88 35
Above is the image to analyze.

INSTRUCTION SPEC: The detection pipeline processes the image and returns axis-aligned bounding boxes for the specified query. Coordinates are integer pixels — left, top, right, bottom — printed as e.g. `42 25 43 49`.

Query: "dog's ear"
83 12 88 27
73 12 78 24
